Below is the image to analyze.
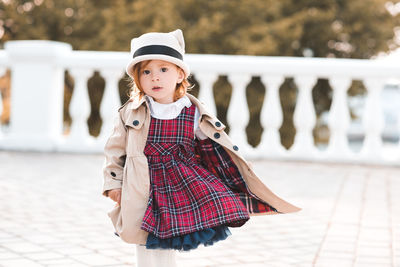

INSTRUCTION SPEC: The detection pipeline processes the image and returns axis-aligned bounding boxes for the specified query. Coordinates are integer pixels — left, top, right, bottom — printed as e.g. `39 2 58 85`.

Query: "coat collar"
126 95 147 110
123 93 225 131
125 93 214 119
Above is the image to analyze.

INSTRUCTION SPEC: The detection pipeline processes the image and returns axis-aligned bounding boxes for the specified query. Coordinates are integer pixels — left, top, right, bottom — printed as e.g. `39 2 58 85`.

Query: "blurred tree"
0 0 398 146
0 0 109 49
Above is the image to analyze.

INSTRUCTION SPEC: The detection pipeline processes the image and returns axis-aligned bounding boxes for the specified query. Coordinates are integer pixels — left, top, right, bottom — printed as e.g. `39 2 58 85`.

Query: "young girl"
102 29 300 267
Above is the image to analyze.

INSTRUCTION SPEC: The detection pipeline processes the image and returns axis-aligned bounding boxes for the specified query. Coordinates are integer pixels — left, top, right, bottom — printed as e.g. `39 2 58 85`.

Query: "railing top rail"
1 40 398 79
61 50 129 69
186 54 400 79
56 50 400 79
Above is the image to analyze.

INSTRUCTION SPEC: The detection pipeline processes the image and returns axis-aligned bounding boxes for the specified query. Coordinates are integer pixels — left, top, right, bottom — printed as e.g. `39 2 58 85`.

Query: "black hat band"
133 45 183 60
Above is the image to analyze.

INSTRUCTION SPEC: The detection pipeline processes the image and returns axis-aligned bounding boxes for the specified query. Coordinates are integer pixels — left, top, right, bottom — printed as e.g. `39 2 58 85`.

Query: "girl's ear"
177 68 184 84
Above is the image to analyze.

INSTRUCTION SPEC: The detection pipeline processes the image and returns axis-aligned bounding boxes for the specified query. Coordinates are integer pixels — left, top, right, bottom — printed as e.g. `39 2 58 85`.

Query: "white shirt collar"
145 95 192 119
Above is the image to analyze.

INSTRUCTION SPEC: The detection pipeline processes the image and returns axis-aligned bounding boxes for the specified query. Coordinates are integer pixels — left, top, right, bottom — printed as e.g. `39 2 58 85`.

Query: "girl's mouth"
152 86 162 91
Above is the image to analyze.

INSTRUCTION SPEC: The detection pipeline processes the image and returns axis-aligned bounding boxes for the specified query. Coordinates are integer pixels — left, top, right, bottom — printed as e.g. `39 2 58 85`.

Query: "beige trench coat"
102 93 301 245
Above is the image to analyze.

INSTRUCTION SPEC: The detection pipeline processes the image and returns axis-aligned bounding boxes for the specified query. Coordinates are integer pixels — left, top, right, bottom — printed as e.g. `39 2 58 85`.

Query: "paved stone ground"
0 151 399 267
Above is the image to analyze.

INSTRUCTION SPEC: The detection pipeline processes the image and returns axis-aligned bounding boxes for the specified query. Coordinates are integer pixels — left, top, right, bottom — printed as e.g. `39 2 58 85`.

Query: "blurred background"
1 0 399 150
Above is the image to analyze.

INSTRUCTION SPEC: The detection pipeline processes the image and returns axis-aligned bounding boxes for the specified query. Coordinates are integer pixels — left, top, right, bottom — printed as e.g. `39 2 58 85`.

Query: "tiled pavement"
0 151 399 267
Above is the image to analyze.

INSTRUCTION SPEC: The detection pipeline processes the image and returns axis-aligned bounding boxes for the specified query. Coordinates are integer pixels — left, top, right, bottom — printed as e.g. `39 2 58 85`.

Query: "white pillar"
257 75 286 157
326 77 353 159
196 72 218 116
0 41 71 151
360 78 385 161
227 74 252 155
290 75 318 158
98 69 123 144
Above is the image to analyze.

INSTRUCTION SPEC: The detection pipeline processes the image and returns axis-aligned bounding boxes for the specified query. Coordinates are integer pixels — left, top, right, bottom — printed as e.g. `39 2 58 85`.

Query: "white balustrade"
290 75 318 158
0 40 399 166
360 79 385 161
257 75 286 157
326 77 353 159
98 69 124 143
227 74 253 155
196 72 218 116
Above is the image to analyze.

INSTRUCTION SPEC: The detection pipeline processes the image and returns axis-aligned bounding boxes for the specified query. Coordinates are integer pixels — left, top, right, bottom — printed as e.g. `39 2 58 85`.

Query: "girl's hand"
108 189 121 206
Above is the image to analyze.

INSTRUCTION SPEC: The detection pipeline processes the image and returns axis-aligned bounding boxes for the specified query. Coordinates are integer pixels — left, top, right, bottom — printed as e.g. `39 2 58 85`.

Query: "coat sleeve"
102 111 127 197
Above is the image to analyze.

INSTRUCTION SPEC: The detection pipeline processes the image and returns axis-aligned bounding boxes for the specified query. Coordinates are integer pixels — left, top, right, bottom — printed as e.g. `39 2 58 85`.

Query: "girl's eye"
143 70 150 75
161 67 168 72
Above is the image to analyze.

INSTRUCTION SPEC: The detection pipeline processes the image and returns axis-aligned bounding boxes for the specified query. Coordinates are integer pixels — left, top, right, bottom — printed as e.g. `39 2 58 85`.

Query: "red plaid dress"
141 104 250 239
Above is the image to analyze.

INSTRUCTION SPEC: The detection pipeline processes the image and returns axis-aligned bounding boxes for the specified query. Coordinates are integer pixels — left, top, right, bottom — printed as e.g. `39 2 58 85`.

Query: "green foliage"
1 0 398 146
3 0 397 56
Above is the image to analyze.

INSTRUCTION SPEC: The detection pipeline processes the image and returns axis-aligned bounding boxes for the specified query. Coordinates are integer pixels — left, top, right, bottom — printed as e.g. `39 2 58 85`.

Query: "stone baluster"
64 69 94 151
227 74 252 155
196 72 218 116
326 77 353 158
360 78 385 161
98 69 123 144
290 75 318 158
257 75 286 157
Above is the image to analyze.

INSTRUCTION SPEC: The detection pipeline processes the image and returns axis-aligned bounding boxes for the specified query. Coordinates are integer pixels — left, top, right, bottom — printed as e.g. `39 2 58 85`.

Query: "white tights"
136 245 177 267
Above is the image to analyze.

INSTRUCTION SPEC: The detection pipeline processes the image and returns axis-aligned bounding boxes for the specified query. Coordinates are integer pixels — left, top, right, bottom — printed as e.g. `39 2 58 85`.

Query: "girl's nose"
151 74 159 81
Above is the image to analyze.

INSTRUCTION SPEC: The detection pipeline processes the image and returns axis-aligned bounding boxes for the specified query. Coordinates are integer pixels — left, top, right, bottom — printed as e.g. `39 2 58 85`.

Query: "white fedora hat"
126 29 190 79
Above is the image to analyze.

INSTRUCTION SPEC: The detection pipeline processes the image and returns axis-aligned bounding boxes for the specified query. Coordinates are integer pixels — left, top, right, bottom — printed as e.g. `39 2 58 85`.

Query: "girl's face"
139 60 184 104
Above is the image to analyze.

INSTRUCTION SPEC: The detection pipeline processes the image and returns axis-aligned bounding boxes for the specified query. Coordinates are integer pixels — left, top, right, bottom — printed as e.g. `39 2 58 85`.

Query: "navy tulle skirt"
145 225 231 251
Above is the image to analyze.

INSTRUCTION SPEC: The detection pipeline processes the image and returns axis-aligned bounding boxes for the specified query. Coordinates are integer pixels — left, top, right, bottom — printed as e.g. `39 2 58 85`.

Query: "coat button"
215 121 221 127
233 145 239 151
132 120 139 126
111 172 116 177
214 132 220 139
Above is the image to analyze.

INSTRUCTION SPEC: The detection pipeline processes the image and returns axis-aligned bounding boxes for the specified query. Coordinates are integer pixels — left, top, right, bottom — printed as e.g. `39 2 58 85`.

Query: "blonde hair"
128 60 192 101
